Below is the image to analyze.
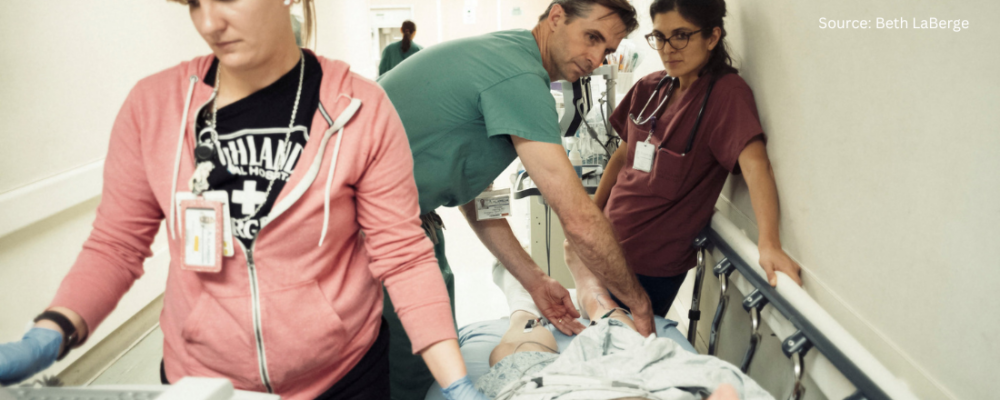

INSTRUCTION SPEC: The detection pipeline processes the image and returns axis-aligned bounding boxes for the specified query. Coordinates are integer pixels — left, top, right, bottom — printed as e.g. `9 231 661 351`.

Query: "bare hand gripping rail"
694 213 918 400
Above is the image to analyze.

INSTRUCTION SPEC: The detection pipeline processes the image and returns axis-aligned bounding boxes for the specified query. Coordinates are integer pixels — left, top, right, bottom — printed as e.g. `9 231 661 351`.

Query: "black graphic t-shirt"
196 51 323 249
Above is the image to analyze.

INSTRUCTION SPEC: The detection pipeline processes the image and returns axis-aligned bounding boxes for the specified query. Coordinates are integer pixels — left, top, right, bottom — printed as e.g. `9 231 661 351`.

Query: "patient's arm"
564 240 636 331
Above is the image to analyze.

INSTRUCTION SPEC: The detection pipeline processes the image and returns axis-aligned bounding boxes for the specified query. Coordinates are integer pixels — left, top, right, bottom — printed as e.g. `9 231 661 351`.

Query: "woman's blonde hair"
299 0 315 48
168 0 316 48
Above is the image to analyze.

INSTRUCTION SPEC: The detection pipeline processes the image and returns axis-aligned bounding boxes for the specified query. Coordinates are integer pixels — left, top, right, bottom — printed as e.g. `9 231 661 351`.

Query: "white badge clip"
180 199 224 273
475 188 512 221
176 191 234 257
634 141 655 173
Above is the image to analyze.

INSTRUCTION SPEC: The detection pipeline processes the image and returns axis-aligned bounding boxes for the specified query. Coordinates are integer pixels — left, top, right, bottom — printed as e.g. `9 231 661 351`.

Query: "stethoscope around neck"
628 74 716 155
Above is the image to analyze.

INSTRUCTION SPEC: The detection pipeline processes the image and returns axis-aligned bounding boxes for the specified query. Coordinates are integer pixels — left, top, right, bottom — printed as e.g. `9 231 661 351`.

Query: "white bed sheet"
424 316 695 399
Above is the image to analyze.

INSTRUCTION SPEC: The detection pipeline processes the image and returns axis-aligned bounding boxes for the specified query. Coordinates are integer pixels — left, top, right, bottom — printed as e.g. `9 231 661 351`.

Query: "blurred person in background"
379 20 423 76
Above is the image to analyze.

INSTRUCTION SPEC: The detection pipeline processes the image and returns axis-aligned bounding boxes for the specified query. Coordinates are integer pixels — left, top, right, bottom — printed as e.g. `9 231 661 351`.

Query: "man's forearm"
510 136 652 331
560 203 647 309
459 201 547 287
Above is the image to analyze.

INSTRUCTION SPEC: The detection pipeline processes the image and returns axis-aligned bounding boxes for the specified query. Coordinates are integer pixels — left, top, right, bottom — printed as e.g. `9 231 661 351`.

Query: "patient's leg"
492 261 542 317
564 241 637 331
488 310 559 367
490 262 559 366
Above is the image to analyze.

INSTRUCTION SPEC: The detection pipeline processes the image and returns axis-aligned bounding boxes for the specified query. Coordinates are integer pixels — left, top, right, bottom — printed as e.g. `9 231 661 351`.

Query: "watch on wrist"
34 311 79 361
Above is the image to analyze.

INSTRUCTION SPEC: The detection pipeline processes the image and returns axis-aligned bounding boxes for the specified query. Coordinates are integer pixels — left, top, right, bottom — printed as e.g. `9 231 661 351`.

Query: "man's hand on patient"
626 297 656 338
527 276 586 335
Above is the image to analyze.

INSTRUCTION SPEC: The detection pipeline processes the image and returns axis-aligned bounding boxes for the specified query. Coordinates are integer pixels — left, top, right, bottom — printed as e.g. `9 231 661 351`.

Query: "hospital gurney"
424 316 694 400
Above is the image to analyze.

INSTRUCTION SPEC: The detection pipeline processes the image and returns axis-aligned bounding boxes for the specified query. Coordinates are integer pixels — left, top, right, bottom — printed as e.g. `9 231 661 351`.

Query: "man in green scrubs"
378 1 651 398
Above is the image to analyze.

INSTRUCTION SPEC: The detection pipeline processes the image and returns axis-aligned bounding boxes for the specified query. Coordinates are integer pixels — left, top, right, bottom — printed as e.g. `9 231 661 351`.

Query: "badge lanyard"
629 76 674 173
631 76 716 173
180 51 305 270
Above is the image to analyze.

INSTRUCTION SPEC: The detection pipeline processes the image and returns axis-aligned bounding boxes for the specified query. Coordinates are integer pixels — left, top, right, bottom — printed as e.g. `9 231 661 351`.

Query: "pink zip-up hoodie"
49 52 455 399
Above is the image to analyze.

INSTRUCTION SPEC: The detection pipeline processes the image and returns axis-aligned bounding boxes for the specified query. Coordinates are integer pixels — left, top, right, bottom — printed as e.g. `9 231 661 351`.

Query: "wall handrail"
0 159 104 239
698 213 918 400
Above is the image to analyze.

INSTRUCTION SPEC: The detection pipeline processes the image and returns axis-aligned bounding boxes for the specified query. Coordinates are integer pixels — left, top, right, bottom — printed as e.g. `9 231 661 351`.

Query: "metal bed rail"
690 213 918 400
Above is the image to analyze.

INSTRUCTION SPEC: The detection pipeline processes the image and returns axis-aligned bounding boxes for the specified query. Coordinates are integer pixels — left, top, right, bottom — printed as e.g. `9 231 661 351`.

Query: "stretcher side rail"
693 213 918 400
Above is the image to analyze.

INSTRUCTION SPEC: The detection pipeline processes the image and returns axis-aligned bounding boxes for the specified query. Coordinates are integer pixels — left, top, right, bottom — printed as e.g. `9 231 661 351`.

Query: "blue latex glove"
0 327 62 386
441 376 490 400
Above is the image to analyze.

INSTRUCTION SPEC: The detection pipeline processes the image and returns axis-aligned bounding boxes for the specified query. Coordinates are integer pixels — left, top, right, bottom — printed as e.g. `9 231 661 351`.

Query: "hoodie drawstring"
318 126 345 247
169 75 199 239
318 98 362 246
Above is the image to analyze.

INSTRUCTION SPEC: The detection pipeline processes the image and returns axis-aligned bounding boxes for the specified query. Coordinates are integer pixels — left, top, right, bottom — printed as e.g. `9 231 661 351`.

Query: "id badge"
634 141 655 173
176 191 234 257
180 199 224 273
475 188 512 221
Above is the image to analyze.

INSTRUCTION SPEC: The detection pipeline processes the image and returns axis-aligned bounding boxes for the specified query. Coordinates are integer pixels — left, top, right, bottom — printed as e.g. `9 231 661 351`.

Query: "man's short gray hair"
539 0 640 34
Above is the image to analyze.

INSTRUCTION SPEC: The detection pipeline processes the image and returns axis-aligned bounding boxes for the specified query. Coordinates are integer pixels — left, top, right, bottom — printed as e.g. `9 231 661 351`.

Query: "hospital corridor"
1 1 997 400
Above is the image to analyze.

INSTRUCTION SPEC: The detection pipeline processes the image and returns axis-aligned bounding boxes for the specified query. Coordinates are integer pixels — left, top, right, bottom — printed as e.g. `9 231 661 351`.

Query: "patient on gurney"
478 255 774 400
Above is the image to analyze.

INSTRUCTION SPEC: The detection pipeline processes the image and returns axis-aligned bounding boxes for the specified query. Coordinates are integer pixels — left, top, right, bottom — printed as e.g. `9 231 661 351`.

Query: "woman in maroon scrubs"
568 0 802 317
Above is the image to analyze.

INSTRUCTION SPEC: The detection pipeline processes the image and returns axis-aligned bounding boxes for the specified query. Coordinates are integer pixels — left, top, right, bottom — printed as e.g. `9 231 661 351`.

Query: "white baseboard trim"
0 160 105 239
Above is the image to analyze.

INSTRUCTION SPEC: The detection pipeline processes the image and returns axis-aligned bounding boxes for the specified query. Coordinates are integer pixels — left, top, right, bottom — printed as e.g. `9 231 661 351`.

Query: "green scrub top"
378 29 562 215
378 40 423 76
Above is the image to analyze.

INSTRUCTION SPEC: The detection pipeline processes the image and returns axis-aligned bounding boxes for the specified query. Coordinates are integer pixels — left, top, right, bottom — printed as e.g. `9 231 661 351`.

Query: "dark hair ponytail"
649 0 737 78
401 20 417 53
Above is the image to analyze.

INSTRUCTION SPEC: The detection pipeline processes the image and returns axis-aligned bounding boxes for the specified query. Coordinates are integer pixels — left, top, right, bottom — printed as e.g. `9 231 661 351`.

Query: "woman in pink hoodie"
0 1 486 399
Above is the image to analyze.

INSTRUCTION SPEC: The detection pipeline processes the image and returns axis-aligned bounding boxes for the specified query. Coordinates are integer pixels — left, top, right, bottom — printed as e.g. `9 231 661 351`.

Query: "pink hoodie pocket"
258 280 349 391
181 292 260 390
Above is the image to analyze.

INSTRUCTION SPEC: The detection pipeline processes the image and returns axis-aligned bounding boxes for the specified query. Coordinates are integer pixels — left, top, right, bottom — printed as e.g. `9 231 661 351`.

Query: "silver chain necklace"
195 50 305 223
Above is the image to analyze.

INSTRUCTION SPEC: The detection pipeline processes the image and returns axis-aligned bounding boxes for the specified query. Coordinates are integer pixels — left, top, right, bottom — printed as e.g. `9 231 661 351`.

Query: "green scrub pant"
383 213 455 400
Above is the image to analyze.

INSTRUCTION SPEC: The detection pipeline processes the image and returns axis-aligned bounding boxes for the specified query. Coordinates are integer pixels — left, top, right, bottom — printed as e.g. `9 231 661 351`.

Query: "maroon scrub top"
607 71 764 277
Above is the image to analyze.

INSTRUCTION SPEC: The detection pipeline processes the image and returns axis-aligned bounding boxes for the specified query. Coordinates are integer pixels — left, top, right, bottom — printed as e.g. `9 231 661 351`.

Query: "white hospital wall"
630 0 999 398
0 1 206 374
363 0 548 44
313 0 378 78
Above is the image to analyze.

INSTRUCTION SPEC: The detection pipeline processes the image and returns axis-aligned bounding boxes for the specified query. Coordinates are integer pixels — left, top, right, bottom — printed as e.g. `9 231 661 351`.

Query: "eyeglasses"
645 29 704 51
